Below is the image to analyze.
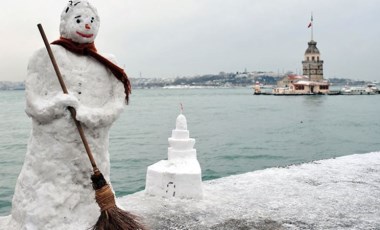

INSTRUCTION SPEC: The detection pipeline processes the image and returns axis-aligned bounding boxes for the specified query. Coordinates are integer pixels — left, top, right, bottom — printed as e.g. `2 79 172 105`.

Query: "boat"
340 84 378 95
253 82 274 95
368 83 380 94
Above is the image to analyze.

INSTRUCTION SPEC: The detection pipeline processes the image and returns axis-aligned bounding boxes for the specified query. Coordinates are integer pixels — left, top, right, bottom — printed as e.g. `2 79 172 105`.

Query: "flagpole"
311 12 314 41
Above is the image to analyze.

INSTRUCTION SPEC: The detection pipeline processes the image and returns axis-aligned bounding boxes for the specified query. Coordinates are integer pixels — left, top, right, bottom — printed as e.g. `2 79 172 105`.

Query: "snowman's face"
60 2 100 44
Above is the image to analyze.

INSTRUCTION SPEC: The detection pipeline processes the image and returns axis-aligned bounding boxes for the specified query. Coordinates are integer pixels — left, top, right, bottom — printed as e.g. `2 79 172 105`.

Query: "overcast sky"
0 0 379 82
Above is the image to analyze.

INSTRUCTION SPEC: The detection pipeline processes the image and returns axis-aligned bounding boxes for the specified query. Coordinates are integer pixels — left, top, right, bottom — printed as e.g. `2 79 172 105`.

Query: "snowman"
5 1 129 229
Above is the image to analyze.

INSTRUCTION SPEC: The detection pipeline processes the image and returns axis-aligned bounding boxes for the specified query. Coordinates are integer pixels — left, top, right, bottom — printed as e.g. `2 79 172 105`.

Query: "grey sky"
0 0 379 82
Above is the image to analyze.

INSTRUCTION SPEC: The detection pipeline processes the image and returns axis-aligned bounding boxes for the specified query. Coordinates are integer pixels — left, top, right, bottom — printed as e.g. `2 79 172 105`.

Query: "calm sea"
1 88 379 215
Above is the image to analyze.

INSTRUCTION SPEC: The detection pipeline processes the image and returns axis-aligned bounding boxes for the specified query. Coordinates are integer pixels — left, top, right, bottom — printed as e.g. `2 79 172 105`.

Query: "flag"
308 13 313 28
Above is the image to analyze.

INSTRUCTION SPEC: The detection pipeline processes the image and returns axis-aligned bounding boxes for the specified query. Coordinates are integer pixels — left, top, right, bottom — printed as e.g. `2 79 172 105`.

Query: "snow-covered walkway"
120 152 380 230
1 152 379 229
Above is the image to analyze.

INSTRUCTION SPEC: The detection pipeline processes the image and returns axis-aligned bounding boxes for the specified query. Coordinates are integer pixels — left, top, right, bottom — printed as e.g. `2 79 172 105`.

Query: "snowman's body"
5 1 126 229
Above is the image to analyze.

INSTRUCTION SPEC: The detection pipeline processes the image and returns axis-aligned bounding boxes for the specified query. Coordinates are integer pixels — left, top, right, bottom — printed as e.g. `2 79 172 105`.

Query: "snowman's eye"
75 15 81 24
91 17 94 23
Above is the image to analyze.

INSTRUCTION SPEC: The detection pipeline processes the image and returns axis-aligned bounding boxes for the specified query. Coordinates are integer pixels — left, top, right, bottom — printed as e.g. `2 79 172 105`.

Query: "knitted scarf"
51 37 131 103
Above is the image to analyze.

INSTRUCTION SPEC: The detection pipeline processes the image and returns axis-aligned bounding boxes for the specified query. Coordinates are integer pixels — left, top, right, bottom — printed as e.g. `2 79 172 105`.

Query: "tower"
302 14 324 82
302 40 324 82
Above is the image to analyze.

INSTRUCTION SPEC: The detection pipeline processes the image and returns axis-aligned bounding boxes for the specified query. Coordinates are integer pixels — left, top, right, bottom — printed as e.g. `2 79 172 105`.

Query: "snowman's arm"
75 53 125 128
75 79 125 128
25 48 79 124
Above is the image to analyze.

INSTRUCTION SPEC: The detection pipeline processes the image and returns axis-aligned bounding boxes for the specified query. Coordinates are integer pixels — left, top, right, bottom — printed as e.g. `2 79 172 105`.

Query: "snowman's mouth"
76 31 94 38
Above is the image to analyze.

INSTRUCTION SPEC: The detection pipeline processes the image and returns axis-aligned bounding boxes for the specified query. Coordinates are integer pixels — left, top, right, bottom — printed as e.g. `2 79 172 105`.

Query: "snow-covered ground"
120 152 380 229
1 152 379 229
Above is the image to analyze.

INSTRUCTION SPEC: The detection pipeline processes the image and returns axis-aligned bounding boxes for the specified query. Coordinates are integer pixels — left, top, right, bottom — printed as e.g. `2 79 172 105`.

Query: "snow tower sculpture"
145 112 203 199
5 1 128 229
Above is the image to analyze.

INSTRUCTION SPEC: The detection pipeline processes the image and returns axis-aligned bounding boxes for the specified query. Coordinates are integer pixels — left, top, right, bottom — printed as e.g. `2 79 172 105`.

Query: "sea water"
0 88 379 215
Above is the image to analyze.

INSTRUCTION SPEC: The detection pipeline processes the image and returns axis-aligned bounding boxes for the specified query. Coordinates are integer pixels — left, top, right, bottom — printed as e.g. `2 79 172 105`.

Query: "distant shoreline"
1 75 377 91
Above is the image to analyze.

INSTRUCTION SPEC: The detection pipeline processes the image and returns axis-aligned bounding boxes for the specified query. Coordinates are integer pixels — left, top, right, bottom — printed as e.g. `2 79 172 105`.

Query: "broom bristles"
91 172 147 230
93 207 146 230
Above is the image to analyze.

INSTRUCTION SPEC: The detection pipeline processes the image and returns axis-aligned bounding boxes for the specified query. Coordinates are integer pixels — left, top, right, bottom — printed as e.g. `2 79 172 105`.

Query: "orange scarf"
52 37 131 103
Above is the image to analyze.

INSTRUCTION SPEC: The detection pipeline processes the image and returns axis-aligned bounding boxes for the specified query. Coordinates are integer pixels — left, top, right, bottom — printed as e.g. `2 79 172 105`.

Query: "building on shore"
273 15 330 95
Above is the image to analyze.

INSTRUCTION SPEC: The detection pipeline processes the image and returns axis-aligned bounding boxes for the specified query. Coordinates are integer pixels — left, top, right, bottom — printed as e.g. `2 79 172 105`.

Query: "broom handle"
37 24 100 175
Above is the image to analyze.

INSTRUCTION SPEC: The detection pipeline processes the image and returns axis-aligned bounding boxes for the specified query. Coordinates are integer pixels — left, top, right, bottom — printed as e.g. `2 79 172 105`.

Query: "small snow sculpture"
145 112 203 199
6 1 128 229
176 114 187 130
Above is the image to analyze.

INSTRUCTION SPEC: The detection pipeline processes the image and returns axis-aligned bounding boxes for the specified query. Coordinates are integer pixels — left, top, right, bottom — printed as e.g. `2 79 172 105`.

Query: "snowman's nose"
85 24 91 29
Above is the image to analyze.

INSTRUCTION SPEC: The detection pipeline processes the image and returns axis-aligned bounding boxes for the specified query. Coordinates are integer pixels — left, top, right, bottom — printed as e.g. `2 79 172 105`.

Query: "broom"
37 24 146 230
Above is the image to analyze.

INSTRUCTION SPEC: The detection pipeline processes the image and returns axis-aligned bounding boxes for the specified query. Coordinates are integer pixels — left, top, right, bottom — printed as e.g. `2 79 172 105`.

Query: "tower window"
307 57 309 61
312 56 315 61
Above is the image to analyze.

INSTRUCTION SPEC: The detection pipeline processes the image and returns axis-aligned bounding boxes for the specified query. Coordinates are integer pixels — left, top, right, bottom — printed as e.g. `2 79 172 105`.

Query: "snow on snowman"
3 1 133 229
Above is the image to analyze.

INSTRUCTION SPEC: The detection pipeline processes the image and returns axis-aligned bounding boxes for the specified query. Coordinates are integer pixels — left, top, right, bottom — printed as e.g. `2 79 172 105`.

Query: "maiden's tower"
273 14 330 95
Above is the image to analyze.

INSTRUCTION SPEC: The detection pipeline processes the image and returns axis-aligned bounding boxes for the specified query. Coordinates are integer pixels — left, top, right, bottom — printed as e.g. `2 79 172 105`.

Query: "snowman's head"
60 0 100 44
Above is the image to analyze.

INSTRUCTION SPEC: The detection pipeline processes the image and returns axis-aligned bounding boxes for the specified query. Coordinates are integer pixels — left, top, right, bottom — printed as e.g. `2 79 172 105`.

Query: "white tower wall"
145 113 203 199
